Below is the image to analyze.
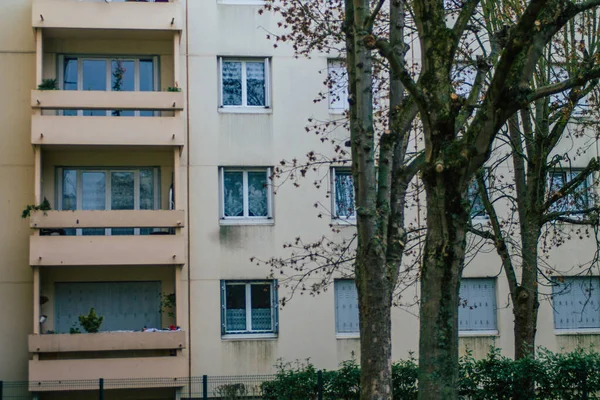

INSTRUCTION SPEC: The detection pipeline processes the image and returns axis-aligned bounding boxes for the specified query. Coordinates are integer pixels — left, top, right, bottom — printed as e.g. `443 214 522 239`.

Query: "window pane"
226 284 247 331
548 172 567 212
223 171 244 217
140 169 155 210
111 60 135 92
251 284 272 331
82 172 106 210
468 179 485 218
222 61 242 106
111 172 135 210
139 60 155 92
82 172 106 236
63 58 78 91
83 60 107 116
328 61 348 110
111 172 135 236
83 60 107 91
335 171 355 218
62 170 77 211
246 62 265 106
247 171 268 217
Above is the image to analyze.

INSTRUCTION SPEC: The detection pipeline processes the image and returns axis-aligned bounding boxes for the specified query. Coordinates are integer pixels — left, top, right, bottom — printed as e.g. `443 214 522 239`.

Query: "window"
59 55 158 117
331 168 355 219
548 170 591 214
221 281 278 336
335 280 359 335
459 278 497 333
218 58 271 110
219 168 273 222
553 276 600 330
328 60 348 112
57 167 160 235
467 169 489 219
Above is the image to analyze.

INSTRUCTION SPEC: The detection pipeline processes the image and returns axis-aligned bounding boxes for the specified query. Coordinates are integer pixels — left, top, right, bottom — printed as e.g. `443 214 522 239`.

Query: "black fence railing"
0 375 280 400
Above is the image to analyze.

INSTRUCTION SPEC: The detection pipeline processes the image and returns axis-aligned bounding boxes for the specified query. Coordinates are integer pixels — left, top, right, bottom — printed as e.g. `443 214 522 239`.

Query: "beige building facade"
0 0 599 398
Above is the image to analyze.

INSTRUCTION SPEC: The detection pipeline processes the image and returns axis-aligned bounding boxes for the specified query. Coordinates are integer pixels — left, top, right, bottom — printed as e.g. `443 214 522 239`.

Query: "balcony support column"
34 146 42 205
173 32 180 88
35 28 43 87
33 267 40 334
174 148 181 208
175 266 183 328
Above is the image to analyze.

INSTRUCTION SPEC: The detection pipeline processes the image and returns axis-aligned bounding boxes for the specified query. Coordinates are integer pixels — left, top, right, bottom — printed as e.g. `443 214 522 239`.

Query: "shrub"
261 348 600 399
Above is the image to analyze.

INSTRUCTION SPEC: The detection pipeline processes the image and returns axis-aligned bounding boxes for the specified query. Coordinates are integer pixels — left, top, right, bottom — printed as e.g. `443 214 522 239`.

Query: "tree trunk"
512 224 540 400
418 167 468 400
356 249 393 400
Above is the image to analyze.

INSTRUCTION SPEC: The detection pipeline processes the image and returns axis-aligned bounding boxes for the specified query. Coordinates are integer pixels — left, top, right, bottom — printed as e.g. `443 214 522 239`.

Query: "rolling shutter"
335 280 359 334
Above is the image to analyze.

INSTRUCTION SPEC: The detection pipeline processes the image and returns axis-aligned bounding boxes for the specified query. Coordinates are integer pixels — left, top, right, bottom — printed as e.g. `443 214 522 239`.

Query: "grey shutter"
272 280 279 333
554 277 600 329
459 279 497 331
335 280 359 333
55 281 161 333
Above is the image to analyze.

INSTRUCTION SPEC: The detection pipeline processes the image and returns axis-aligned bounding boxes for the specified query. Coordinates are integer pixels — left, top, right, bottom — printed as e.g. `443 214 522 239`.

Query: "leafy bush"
261 348 600 399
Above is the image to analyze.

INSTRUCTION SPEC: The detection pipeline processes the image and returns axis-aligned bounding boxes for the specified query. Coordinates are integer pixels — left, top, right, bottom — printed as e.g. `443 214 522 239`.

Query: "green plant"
21 197 51 218
159 292 176 318
78 307 104 333
215 383 246 399
37 78 58 90
167 86 182 92
69 324 81 334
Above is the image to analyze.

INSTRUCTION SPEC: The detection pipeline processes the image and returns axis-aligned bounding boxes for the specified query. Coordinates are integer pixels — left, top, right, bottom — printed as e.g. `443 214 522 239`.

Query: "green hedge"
260 348 600 399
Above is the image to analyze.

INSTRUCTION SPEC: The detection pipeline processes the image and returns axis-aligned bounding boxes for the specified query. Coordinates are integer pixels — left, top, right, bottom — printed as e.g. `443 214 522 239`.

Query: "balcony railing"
32 0 183 34
29 210 185 266
31 90 184 146
29 331 186 353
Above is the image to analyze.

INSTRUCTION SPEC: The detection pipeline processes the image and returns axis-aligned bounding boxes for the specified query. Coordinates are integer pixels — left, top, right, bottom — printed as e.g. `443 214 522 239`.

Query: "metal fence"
0 375 279 400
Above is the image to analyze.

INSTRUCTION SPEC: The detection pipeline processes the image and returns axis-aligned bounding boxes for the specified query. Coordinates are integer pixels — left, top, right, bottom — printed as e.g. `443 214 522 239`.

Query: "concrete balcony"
29 357 187 389
32 0 183 39
29 331 186 353
31 90 184 146
29 210 185 266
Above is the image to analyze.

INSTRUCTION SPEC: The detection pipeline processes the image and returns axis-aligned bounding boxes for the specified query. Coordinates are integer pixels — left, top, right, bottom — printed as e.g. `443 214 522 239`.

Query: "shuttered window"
335 280 359 334
55 281 161 333
459 278 497 332
553 277 600 330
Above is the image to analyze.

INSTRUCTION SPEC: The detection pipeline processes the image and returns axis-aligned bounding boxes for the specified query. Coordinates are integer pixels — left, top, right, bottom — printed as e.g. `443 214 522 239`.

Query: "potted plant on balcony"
76 308 104 333
37 78 58 91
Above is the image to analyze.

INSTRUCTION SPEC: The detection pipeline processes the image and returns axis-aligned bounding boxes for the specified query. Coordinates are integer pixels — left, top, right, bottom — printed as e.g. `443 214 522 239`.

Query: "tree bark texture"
418 165 468 400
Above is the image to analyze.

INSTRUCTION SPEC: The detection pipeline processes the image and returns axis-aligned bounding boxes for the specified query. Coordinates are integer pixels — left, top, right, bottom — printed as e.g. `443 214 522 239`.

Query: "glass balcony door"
58 168 159 236
60 56 158 117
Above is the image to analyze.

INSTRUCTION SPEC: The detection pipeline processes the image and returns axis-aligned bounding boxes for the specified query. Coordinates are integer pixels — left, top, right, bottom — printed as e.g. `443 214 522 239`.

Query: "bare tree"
261 0 600 398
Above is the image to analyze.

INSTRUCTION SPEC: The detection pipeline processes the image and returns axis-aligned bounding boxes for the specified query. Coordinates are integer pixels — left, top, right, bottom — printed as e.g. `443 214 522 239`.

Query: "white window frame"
331 167 356 221
221 280 278 337
458 278 498 336
219 167 273 224
57 167 160 235
58 55 159 117
334 279 360 338
553 276 600 332
548 169 592 215
218 57 271 113
327 59 348 113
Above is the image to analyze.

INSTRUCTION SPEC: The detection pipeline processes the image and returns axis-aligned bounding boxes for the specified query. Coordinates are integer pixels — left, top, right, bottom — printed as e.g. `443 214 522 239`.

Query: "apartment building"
0 0 599 399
